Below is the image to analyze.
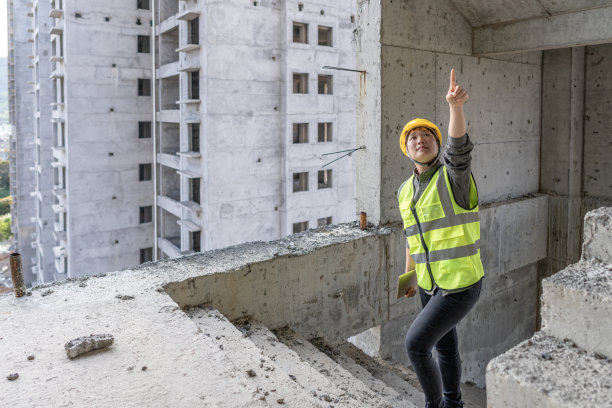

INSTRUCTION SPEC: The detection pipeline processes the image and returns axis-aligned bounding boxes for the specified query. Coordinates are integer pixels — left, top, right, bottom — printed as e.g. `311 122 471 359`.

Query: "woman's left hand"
446 68 468 106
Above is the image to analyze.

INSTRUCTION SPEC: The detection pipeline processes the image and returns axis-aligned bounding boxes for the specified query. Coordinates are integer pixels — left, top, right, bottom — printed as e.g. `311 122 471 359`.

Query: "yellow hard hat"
399 118 442 157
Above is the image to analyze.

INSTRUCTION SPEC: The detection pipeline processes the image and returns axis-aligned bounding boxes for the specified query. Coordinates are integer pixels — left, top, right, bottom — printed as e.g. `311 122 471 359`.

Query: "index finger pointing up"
450 68 456 91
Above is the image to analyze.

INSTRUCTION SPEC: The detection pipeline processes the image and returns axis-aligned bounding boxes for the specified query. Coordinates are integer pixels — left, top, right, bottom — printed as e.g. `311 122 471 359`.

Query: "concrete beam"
473 7 612 56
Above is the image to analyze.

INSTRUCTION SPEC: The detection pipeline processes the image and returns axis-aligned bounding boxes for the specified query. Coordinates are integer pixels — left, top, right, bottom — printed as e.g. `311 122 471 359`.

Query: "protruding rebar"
9 253 25 297
360 212 367 230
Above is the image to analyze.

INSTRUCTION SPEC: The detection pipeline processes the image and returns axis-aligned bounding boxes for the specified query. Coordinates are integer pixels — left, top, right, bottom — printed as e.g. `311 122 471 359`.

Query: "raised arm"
446 68 468 138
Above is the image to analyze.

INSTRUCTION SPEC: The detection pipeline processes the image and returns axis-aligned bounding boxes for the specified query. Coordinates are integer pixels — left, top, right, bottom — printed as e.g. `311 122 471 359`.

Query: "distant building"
11 0 357 283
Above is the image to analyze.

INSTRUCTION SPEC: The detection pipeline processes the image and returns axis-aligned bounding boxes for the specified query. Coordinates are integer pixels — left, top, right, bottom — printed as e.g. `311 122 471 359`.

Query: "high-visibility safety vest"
398 166 484 292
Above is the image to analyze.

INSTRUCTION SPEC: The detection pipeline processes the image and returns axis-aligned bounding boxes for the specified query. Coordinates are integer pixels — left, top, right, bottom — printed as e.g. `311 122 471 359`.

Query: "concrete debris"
64 334 114 359
247 369 256 377
7 373 19 381
276 398 285 404
41 289 53 297
27 355 34 361
141 366 147 371
115 294 135 300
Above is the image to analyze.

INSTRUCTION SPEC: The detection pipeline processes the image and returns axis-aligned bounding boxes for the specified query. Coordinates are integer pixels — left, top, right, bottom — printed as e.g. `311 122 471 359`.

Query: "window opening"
139 206 152 223
139 164 152 181
190 71 200 99
317 216 332 227
139 121 152 139
318 122 332 142
191 231 201 252
293 172 308 192
318 26 332 46
293 73 308 94
318 169 332 189
293 221 309 234
293 22 308 43
292 123 308 143
137 0 150 10
318 75 333 94
138 78 151 96
137 35 150 53
191 178 200 204
189 18 199 45
190 123 200 152
140 247 153 263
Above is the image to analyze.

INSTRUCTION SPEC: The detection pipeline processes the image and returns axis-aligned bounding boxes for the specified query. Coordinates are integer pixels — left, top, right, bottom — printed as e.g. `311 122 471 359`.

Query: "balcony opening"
293 22 308 44
138 78 151 96
190 123 200 152
139 121 152 139
318 26 332 46
292 123 308 143
137 35 150 53
139 164 152 181
160 76 180 110
318 169 332 189
189 18 199 45
317 216 332 227
159 27 179 65
318 75 333 95
189 71 200 100
318 122 332 142
293 172 308 192
140 247 153 264
190 178 201 204
191 231 201 252
292 221 309 234
293 73 308 94
139 206 152 224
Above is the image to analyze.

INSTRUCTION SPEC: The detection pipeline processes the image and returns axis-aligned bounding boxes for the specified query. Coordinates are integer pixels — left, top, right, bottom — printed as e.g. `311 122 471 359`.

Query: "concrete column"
567 47 585 264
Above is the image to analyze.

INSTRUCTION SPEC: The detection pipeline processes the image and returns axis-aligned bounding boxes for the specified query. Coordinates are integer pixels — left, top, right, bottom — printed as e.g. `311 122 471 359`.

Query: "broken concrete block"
65 334 114 359
582 207 612 263
541 260 612 358
7 373 19 381
486 332 612 408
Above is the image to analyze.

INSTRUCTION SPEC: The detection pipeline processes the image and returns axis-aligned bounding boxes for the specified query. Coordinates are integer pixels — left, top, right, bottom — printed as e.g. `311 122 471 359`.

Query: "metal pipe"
151 0 159 261
10 253 26 297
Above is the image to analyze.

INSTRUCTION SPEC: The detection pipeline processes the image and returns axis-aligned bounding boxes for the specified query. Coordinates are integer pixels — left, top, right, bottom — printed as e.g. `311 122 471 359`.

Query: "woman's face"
406 128 439 163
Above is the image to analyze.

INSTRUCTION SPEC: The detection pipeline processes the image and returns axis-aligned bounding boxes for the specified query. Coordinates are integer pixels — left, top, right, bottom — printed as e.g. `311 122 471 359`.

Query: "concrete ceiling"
451 0 612 27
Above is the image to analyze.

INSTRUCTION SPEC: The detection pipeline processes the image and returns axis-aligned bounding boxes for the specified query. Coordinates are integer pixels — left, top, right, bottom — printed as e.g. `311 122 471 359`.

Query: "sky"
0 0 7 58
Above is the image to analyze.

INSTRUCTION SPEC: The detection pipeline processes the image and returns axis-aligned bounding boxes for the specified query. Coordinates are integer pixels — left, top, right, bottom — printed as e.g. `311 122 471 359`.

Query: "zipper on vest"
411 207 438 291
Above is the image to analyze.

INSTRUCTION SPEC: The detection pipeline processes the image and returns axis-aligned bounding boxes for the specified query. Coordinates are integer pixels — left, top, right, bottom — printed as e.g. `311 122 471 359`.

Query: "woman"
397 69 484 408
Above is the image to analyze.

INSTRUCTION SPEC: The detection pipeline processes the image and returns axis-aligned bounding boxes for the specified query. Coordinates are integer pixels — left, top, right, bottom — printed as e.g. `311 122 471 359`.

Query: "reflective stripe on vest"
398 166 484 291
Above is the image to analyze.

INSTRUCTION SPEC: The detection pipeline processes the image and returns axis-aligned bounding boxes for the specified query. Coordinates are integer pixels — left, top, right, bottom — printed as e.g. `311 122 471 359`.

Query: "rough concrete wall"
64 1 154 276
540 44 612 281
355 0 382 225
378 0 541 224
9 0 36 286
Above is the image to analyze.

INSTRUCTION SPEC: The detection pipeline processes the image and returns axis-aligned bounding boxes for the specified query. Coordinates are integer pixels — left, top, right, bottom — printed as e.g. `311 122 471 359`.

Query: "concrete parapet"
582 207 612 264
541 260 612 358
486 332 612 408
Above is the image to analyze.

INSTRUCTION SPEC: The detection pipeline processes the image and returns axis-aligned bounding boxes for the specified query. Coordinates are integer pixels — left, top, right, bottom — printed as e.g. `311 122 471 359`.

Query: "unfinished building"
2 0 612 407
9 0 359 282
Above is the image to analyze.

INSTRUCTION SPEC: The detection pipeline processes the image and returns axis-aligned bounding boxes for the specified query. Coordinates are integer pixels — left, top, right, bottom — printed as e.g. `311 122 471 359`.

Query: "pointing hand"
446 68 468 106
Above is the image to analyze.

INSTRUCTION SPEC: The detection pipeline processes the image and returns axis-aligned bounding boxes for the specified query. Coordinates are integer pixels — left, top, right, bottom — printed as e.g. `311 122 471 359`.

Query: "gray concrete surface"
582 207 612 263
486 332 612 408
541 260 612 359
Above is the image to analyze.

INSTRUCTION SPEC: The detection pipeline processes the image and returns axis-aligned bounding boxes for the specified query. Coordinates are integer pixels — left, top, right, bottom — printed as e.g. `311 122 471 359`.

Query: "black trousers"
405 279 482 408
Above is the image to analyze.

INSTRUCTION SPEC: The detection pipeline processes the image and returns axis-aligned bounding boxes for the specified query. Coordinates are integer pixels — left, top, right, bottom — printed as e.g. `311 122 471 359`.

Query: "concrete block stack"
486 207 612 407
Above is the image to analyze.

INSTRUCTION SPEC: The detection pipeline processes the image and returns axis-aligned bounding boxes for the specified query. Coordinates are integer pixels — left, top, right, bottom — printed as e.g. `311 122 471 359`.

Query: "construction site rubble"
64 334 114 359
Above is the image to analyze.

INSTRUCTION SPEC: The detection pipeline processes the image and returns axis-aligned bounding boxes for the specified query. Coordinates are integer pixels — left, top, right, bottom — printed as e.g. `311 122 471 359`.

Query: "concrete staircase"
186 305 487 407
486 207 612 407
